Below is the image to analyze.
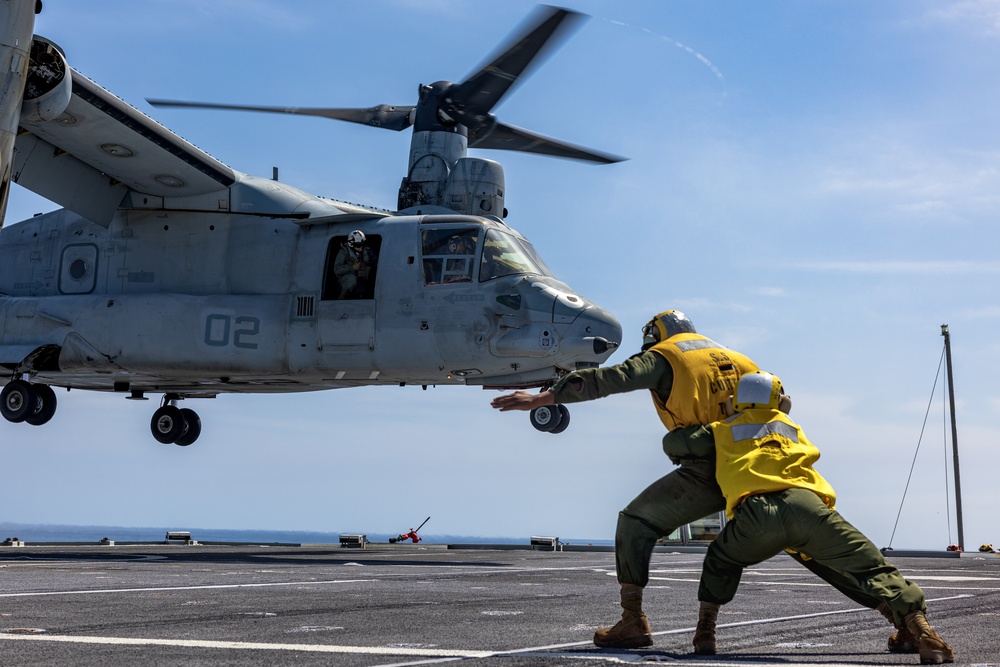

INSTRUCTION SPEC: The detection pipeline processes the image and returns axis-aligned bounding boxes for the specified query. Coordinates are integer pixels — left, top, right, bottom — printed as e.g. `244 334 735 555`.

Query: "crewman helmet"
641 310 696 350
348 230 366 246
732 372 784 412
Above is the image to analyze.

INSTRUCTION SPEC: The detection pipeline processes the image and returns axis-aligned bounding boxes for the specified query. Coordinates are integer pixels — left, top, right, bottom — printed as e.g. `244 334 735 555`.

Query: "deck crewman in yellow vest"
683 372 954 664
492 311 925 651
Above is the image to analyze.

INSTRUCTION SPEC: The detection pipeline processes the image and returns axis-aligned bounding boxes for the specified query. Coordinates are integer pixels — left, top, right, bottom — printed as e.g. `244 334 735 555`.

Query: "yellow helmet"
732 372 783 412
641 310 696 349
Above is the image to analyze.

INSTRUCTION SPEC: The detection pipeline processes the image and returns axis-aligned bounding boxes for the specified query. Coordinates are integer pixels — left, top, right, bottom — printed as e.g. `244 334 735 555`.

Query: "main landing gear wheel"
173 408 202 446
1 380 36 423
1 381 59 425
150 404 202 446
529 404 571 433
25 383 57 426
151 405 186 443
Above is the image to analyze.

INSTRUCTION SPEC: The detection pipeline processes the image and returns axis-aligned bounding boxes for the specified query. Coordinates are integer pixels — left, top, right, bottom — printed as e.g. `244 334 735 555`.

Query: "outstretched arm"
490 391 555 412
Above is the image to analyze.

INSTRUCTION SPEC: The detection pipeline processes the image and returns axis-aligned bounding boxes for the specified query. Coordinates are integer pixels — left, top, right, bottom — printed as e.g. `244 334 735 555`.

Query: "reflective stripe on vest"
730 421 799 444
674 338 723 352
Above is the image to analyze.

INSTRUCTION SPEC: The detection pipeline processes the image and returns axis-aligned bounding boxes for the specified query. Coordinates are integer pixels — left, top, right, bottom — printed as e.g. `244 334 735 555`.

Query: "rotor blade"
452 6 585 120
469 120 625 164
146 99 414 131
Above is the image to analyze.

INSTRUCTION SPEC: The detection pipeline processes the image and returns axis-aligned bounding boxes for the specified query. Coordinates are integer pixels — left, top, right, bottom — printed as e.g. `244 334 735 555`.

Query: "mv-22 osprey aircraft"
0 2 622 446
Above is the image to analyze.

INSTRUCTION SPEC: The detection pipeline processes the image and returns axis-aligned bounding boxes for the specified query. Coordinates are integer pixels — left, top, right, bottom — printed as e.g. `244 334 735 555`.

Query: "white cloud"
794 260 1000 274
925 0 1000 35
964 305 1000 319
819 143 1000 224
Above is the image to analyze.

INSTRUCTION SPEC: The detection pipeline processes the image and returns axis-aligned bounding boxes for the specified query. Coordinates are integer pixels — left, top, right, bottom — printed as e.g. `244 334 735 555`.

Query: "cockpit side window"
421 227 479 285
479 229 552 281
322 234 381 300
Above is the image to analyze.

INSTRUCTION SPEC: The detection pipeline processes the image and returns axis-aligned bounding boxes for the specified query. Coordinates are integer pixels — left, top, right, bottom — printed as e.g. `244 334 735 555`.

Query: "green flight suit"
553 357 892 617
699 488 927 626
663 425 907 613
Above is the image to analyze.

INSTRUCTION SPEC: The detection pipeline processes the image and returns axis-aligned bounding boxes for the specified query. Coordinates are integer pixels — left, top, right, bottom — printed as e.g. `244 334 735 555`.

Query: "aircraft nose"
560 301 622 363
487 279 621 366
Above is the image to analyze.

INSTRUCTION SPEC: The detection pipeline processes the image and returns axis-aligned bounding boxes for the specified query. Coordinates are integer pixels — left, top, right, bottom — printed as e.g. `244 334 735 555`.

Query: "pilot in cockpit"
446 234 471 255
442 233 474 283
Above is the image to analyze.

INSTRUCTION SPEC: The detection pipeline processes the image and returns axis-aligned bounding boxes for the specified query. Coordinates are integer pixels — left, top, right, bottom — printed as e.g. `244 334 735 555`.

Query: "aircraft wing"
13 66 236 227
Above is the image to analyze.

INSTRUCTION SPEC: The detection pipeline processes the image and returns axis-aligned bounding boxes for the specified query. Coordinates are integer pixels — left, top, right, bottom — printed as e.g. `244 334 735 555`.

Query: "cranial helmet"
348 230 366 246
641 310 696 349
732 372 784 412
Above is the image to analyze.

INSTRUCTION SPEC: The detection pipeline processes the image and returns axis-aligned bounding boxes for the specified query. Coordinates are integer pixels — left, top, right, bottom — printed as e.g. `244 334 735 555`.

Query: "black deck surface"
0 543 995 666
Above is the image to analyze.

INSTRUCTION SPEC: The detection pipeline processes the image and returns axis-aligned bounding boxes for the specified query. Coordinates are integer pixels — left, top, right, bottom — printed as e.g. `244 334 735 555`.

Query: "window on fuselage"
321 234 382 300
420 227 480 285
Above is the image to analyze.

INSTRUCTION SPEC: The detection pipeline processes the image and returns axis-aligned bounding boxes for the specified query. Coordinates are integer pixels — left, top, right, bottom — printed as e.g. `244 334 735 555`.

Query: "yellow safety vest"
712 409 837 518
647 333 758 431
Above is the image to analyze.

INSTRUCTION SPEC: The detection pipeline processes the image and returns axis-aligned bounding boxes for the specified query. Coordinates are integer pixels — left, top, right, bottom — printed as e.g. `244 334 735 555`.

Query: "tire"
1 380 37 423
548 404 571 434
151 405 186 444
25 384 57 426
173 408 202 446
529 405 563 433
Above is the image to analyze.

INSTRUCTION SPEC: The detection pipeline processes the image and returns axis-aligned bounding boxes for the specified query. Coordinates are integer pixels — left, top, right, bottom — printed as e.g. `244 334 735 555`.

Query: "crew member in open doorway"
491 310 914 652
334 230 377 299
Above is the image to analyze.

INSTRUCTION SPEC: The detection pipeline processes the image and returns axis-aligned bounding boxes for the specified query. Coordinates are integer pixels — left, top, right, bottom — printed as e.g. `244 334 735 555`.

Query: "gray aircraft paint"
0 2 622 443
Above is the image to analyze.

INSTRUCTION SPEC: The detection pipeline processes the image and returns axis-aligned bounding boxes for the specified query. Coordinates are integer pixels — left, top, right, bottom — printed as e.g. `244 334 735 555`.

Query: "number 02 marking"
205 314 260 349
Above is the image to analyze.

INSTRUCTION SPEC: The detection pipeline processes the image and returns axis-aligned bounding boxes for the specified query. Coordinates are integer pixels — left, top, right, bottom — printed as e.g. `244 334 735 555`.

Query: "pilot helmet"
448 234 466 253
641 310 696 350
732 372 783 412
348 230 366 247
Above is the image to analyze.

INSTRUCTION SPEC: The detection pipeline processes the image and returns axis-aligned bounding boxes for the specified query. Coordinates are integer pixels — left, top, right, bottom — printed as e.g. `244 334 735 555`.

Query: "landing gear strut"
1 378 58 426
529 404 570 434
150 395 202 446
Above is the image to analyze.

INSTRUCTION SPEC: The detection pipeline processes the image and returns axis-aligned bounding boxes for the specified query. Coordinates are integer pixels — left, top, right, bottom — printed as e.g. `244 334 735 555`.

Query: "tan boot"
876 602 918 654
903 611 955 664
593 584 653 649
692 601 719 655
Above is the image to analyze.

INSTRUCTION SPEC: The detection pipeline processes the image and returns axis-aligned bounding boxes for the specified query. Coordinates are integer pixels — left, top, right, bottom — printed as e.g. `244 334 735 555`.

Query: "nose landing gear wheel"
549 404 571 434
530 404 569 433
1 380 37 423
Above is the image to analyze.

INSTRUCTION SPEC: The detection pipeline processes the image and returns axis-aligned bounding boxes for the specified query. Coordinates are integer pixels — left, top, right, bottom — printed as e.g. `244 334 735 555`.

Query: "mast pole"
941 324 964 551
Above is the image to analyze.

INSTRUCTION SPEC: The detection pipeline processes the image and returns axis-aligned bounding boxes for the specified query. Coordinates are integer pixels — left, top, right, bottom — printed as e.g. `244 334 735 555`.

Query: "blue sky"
4 0 998 550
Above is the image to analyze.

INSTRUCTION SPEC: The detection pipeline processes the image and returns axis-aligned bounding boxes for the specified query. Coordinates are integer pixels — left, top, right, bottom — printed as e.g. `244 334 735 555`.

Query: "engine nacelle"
397 132 506 218
20 36 71 123
443 157 505 218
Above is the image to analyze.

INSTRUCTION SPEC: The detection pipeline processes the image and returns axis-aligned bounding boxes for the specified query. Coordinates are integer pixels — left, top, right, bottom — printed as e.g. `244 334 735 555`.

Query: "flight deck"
0 543 996 666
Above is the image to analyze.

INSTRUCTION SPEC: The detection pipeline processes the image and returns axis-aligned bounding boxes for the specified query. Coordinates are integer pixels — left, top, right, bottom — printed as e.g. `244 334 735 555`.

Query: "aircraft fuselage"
0 177 621 398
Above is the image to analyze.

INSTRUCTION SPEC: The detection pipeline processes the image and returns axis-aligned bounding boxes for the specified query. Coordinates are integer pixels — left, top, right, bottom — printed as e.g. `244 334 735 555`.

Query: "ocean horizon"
0 522 615 547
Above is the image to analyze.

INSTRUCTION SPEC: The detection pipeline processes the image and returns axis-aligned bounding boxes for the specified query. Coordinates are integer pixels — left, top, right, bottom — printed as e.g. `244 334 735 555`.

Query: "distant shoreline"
0 522 615 547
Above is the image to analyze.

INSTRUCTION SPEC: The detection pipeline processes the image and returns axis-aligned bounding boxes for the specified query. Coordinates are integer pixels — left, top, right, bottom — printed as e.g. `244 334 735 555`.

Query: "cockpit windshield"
479 229 552 281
